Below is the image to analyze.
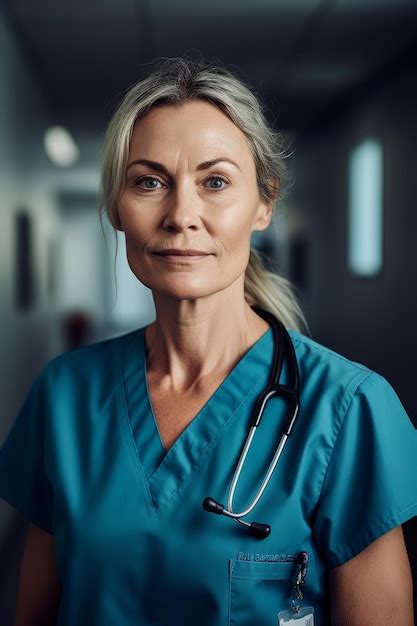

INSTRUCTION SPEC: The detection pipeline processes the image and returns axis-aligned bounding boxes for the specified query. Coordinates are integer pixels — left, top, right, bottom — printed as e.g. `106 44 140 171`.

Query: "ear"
252 199 273 233
113 207 124 232
252 178 278 233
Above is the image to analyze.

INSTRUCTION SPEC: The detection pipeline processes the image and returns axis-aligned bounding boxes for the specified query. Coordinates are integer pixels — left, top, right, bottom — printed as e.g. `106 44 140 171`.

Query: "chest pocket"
228 558 297 626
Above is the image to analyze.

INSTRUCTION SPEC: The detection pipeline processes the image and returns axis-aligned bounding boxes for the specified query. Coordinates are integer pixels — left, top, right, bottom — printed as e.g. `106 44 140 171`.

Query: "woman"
0 56 415 626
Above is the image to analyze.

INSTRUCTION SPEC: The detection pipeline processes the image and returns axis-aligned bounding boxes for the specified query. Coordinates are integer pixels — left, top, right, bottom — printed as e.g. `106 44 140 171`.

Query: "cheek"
118 203 144 234
118 203 155 248
215 209 254 254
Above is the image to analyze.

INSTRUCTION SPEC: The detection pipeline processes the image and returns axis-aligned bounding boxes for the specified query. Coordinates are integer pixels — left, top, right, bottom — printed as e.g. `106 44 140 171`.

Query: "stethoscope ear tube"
202 307 301 539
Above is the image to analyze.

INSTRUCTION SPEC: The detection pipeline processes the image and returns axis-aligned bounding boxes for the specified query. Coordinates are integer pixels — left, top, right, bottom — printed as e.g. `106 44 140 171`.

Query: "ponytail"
244 248 310 335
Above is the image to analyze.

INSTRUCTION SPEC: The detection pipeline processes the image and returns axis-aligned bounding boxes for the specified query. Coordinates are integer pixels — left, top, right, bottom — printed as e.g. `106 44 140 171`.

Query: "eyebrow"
126 157 241 174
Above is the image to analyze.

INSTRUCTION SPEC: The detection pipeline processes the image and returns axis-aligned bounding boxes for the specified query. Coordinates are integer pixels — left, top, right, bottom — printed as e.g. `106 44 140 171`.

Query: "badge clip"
278 551 314 625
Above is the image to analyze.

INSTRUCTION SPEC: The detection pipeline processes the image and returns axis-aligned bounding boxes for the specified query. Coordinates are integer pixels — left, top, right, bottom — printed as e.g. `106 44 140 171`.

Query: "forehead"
129 100 252 162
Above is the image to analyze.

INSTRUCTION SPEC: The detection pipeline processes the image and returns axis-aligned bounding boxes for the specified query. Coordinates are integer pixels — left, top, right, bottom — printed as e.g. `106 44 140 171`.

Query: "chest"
148 377 226 452
150 389 214 451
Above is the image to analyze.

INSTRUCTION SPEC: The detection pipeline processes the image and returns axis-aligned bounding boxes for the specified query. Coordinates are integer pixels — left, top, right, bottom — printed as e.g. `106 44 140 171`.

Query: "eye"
205 175 229 190
132 174 229 191
134 176 164 190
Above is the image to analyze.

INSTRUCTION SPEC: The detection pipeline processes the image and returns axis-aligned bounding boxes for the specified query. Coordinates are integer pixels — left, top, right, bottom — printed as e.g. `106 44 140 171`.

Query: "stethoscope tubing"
202 306 301 536
226 429 291 520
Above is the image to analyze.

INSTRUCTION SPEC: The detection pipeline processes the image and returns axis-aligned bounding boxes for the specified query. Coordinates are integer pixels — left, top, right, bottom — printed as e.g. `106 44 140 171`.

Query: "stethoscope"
202 305 300 540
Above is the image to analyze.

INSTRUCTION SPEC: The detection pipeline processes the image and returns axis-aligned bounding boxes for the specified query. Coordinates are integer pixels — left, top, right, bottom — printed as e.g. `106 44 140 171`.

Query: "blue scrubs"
0 324 416 625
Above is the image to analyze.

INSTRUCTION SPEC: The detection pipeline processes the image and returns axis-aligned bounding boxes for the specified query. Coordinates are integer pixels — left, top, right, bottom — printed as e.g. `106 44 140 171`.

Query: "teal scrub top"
0 324 416 626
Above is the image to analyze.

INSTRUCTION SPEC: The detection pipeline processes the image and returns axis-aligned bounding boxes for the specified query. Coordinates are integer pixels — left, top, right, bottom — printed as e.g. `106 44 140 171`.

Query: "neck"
144 280 270 393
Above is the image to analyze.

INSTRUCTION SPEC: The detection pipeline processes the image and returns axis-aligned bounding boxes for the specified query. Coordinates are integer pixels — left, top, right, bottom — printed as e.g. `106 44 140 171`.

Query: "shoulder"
288 328 375 382
37 326 146 390
286 329 395 426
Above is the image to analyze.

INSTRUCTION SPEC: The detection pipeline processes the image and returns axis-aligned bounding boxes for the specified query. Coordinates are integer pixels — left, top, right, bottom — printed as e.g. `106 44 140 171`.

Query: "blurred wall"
0 9 60 539
0 10 65 621
0 7 154 549
292 63 417 426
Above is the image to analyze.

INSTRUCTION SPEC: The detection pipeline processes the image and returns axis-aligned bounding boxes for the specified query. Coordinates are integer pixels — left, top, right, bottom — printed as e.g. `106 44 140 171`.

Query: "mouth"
152 253 211 263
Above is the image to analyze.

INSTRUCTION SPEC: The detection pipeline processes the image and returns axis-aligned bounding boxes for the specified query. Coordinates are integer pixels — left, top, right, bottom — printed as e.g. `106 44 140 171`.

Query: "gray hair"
99 55 309 334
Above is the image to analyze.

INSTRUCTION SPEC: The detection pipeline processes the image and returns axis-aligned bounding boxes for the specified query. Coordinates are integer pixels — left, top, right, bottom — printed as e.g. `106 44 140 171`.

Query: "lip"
153 253 210 263
152 249 211 256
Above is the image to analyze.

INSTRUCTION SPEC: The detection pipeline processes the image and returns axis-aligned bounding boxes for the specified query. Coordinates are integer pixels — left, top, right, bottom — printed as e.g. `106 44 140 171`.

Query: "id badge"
278 552 314 625
278 606 314 625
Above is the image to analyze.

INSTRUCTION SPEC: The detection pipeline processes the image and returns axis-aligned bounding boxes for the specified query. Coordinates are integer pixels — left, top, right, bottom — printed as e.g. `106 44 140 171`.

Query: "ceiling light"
44 126 79 167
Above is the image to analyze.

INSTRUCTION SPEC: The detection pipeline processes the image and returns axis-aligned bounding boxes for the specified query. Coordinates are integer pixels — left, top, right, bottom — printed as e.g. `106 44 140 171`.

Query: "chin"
150 277 229 300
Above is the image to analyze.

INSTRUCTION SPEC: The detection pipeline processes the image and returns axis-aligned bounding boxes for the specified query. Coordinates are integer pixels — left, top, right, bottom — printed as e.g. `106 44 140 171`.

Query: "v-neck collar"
121 323 280 512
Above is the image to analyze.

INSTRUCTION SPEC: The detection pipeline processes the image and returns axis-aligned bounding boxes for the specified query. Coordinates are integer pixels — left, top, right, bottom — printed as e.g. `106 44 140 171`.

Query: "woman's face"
117 99 273 300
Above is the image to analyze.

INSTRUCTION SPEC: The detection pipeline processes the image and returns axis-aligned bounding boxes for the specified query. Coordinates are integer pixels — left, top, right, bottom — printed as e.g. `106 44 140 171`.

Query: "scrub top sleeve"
313 372 417 569
0 367 54 534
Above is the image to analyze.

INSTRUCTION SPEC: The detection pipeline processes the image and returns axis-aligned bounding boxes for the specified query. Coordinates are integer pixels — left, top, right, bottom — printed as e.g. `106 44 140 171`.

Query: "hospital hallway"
0 1 416 624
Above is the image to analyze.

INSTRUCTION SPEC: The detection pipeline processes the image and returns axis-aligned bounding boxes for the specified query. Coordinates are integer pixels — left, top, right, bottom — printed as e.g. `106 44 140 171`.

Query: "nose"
161 181 201 233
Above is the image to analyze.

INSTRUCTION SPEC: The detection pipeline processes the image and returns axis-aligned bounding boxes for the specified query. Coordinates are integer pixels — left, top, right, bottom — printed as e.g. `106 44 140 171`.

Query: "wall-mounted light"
44 126 79 167
347 138 383 276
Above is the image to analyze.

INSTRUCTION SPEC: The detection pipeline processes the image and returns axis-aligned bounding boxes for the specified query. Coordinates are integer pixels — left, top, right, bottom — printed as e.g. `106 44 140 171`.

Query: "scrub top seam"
227 560 232 626
313 371 374 528
327 500 417 568
116 348 156 518
148 333 303 511
152 370 270 512
147 326 293 460
289 331 375 376
143 327 281 483
142 343 165 451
